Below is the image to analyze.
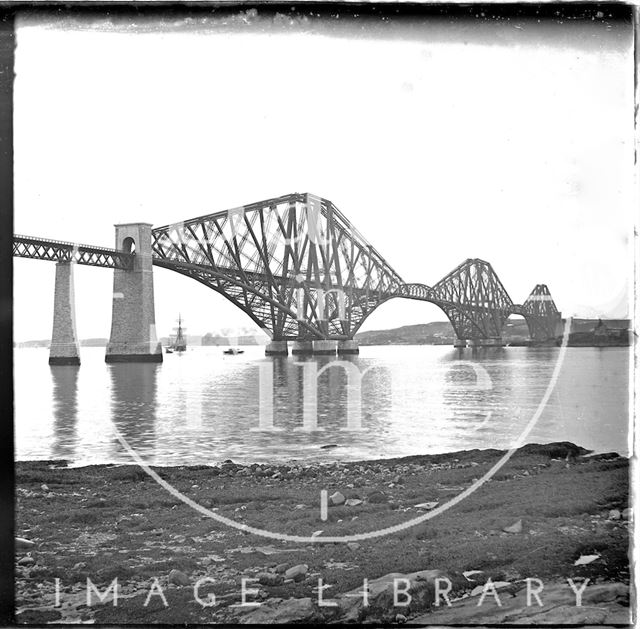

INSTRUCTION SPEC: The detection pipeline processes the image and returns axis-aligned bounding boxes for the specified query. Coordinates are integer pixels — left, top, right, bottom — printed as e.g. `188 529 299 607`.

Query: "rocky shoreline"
15 442 630 624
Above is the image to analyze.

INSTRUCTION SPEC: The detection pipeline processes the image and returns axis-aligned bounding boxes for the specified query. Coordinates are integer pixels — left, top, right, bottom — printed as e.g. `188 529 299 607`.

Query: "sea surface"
14 345 631 467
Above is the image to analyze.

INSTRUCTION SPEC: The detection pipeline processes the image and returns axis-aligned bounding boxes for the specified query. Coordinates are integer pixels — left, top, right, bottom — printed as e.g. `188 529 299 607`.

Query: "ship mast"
172 313 187 351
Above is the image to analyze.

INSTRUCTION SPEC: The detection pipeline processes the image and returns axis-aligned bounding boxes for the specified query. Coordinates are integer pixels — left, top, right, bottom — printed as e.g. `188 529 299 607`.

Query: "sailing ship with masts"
166 314 187 353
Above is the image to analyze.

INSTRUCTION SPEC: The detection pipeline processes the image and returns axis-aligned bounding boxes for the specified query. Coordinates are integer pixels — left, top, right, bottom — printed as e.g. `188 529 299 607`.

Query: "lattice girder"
13 235 134 270
152 193 404 340
428 259 514 339
520 284 562 342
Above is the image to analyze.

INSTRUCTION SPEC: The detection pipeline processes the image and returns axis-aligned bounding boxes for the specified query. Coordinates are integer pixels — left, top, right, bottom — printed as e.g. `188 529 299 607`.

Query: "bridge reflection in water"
108 363 159 459
51 365 79 461
25 345 628 466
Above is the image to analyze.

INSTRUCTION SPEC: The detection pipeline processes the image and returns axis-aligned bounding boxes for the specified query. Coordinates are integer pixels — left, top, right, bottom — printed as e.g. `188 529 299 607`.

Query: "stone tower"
105 223 162 363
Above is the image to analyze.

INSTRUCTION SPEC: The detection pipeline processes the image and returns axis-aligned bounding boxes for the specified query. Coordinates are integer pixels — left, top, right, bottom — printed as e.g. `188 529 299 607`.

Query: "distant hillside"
355 318 629 346
355 322 455 346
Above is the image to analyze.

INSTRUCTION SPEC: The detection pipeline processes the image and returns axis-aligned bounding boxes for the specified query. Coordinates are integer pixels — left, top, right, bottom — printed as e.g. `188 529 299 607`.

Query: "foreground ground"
15 442 630 624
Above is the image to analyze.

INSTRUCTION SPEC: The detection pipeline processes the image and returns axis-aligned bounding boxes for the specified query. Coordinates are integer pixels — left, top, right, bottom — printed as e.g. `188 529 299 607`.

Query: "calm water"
14 345 630 466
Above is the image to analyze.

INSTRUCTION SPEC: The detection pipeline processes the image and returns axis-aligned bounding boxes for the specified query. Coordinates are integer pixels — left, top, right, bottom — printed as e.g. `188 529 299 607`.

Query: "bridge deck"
13 235 135 270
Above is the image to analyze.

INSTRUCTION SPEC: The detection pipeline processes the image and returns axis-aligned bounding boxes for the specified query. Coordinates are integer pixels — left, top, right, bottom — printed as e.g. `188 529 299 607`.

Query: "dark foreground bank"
15 442 630 624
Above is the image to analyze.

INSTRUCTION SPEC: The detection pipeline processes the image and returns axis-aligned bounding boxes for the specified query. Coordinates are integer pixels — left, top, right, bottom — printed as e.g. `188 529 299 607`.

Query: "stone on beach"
503 519 523 534
608 509 621 520
622 507 631 520
337 568 445 622
414 502 439 511
274 562 288 574
168 569 190 586
574 554 600 566
463 570 484 581
16 537 35 550
236 597 318 624
284 564 308 582
329 491 345 506
257 572 284 586
367 490 387 504
345 498 363 507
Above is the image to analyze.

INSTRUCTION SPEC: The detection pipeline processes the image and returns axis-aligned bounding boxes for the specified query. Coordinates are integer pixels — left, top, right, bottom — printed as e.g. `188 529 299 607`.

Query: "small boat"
165 347 174 354
223 348 244 355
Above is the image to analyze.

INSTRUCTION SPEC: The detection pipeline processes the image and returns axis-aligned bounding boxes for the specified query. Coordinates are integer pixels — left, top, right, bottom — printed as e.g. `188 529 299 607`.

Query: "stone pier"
453 339 467 348
291 340 314 355
265 340 288 356
49 262 80 366
469 337 504 348
337 340 359 355
105 223 163 363
312 340 338 355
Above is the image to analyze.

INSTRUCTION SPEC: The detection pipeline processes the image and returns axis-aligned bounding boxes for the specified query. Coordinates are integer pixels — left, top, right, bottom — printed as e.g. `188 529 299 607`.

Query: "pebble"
257 572 284 586
275 563 289 574
367 491 387 504
347 542 360 551
503 519 523 534
345 498 363 507
414 502 439 511
609 509 621 521
284 564 308 581
168 569 190 586
622 508 631 520
329 491 345 506
16 537 35 550
17 555 35 566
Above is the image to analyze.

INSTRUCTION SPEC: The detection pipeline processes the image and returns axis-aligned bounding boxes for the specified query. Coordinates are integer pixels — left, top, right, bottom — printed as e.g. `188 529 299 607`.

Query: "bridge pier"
105 224 163 363
291 340 314 355
469 338 504 348
453 339 467 348
265 340 288 356
312 340 337 355
337 340 359 355
49 262 81 366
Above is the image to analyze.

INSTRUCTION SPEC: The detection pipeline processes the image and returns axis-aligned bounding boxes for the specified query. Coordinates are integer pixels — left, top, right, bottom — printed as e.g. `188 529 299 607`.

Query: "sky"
12 9 636 342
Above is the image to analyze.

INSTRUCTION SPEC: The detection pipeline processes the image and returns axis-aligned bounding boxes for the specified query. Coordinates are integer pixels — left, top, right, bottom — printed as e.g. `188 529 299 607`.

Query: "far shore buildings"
568 318 631 347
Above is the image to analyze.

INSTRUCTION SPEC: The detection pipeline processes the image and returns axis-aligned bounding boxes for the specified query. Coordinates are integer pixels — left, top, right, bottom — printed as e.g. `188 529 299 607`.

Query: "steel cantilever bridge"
13 192 561 348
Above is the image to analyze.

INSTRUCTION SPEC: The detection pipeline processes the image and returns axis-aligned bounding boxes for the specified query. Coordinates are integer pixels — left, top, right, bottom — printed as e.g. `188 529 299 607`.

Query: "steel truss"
13 195 562 344
517 284 562 343
152 193 404 340
153 195 561 343
13 235 134 270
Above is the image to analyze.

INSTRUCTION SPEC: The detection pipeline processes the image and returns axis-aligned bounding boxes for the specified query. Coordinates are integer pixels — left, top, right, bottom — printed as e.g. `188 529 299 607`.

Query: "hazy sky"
13 10 635 342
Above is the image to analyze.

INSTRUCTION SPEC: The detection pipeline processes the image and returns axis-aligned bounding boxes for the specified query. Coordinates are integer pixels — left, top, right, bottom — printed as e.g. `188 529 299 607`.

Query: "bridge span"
13 193 561 364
